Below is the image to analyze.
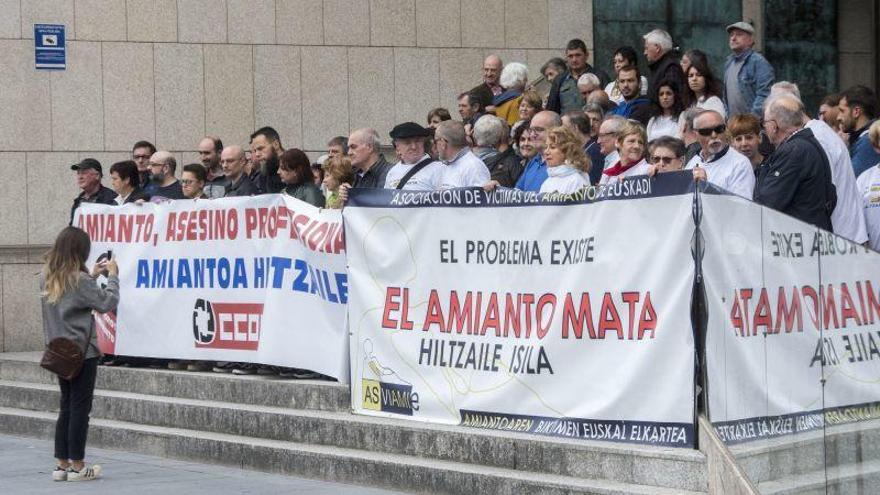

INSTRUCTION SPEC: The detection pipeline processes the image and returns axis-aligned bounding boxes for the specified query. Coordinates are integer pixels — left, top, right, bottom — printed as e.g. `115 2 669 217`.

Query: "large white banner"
344 174 698 447
702 187 880 444
73 195 350 382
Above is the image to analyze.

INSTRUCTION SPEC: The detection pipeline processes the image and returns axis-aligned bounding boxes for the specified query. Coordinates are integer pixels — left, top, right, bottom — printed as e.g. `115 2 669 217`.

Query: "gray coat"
41 272 119 360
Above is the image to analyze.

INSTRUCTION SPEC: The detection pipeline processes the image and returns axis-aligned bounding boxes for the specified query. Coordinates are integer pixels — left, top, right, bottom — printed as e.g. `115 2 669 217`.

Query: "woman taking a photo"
41 226 119 482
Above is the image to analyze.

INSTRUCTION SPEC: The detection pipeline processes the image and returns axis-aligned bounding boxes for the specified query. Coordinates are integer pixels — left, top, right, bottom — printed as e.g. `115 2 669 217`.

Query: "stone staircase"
0 352 708 494
730 418 880 495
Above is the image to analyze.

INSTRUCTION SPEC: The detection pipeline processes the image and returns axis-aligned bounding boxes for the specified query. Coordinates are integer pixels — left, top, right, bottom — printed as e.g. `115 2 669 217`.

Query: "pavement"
1 434 406 494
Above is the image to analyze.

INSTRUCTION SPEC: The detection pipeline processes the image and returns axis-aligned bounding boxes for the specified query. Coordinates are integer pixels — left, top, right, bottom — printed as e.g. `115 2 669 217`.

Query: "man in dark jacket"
643 29 686 101
754 95 836 231
546 39 611 114
472 115 523 187
70 158 117 224
221 145 259 197
608 66 652 126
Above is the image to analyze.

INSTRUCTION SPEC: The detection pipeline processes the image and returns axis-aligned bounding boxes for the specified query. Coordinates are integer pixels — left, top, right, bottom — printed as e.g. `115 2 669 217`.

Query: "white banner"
344 175 698 447
73 195 350 382
702 188 880 444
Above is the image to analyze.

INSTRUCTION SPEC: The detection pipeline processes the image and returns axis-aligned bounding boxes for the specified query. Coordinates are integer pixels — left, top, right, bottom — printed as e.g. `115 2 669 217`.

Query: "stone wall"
0 0 594 351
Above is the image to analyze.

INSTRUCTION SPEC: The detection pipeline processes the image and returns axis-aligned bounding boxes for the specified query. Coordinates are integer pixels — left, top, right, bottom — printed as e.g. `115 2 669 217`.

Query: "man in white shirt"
433 120 491 189
686 110 755 198
384 122 443 191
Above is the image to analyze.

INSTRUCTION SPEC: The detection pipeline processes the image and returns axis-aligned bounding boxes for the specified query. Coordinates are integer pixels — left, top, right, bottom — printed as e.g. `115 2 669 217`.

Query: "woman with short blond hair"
600 121 651 185
539 126 590 194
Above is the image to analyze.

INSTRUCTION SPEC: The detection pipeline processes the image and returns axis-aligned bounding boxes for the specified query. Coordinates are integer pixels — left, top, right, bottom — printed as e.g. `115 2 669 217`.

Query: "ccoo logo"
192 298 264 351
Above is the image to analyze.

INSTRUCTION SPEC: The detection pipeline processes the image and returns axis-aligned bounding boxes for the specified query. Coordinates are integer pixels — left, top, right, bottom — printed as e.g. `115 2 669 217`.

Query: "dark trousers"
54 358 98 461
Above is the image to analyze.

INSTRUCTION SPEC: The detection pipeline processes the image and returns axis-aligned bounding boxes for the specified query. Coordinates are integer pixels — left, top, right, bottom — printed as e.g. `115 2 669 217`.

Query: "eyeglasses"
133 154 151 160
695 124 726 137
650 155 679 164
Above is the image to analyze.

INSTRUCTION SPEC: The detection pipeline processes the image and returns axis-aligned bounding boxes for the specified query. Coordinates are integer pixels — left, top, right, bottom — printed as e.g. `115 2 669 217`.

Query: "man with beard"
685 110 755 198
838 85 880 178
609 65 651 125
197 136 227 198
250 126 285 194
145 151 185 199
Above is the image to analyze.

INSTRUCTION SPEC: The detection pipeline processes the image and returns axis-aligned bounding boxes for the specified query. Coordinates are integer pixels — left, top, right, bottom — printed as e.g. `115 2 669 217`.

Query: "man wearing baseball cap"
723 21 775 117
69 158 117 225
384 122 444 191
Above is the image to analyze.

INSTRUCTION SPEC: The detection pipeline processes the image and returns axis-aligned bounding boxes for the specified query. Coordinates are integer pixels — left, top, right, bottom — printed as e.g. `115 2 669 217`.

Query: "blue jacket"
515 155 548 192
724 48 775 116
851 120 880 178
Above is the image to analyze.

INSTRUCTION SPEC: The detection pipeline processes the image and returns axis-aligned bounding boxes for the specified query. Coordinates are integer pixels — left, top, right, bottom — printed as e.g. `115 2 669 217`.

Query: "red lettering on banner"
775 286 802 333
638 292 657 339
382 287 401 329
753 289 772 336
597 292 623 339
535 294 556 339
562 293 596 339
423 290 446 332
839 283 862 328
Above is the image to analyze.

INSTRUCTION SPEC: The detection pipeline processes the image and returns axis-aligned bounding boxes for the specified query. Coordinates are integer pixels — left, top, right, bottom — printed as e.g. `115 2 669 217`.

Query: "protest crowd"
67 21 880 377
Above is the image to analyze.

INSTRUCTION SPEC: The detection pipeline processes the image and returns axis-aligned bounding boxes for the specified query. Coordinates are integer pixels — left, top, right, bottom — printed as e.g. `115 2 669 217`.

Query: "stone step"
0 406 706 495
756 457 880 495
731 418 880 485
0 352 349 412
0 379 707 492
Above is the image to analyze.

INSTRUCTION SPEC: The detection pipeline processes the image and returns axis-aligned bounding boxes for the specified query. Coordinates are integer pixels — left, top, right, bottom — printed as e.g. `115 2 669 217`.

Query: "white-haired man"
434 120 491 189
643 28 685 101
686 110 755 198
473 115 523 187
577 73 601 102
755 95 835 230
770 82 868 244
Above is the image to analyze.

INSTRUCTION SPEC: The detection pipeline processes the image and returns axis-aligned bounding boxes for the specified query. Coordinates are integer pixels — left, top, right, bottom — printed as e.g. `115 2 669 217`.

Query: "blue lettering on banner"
134 256 348 304
34 24 66 70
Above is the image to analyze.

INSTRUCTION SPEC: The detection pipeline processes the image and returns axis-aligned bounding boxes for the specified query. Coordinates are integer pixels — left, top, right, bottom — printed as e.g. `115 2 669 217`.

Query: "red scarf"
603 159 641 177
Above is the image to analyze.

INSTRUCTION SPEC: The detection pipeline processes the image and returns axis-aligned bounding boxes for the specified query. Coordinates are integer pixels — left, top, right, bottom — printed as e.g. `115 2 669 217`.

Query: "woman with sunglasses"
647 136 687 173
684 55 727 119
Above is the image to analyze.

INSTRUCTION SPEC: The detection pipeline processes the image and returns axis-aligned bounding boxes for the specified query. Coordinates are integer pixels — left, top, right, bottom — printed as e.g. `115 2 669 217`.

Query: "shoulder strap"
396 157 434 190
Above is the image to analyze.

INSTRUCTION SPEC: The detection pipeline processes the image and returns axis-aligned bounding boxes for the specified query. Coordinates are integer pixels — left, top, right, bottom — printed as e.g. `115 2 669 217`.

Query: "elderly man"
577 73 601 102
643 29 685 101
145 151 185 199
547 39 610 115
723 21 775 116
384 122 443 190
769 82 868 244
433 120 491 189
838 85 880 177
598 116 626 170
197 136 226 198
473 116 523 188
221 145 258 197
755 96 835 230
348 128 393 189
69 158 117 224
685 110 755 198
468 54 504 111
514 111 563 192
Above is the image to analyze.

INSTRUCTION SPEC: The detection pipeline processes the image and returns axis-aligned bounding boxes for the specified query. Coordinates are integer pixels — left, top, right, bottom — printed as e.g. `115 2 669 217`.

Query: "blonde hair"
869 119 880 149
323 156 355 188
42 227 90 304
616 120 647 147
545 126 590 173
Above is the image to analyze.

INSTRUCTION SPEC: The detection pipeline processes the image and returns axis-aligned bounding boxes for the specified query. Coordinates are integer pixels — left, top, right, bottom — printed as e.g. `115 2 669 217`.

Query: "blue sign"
34 24 66 70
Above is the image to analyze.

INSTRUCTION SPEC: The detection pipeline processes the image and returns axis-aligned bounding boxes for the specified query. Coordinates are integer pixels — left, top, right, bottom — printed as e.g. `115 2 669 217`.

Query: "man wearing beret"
69 158 117 225
384 122 444 191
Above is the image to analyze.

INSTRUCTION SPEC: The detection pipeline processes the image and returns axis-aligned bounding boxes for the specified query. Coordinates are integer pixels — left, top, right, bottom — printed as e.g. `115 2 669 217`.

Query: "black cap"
389 122 432 140
70 158 103 175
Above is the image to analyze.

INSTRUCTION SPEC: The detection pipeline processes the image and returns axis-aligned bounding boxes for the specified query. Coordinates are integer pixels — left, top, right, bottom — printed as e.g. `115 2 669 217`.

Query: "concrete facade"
0 0 876 352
